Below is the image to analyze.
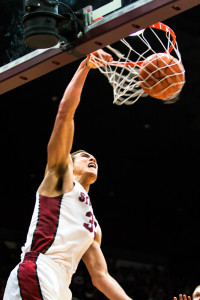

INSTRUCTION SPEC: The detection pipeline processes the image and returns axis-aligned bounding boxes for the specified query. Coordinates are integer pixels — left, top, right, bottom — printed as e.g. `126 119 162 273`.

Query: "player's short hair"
71 150 86 162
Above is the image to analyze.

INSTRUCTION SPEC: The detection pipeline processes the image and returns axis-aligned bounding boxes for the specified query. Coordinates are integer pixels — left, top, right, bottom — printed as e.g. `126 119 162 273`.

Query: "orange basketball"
138 53 185 100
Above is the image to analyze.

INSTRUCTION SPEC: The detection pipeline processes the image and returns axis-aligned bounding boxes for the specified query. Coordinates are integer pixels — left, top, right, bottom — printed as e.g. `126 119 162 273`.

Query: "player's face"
193 287 200 300
73 152 98 181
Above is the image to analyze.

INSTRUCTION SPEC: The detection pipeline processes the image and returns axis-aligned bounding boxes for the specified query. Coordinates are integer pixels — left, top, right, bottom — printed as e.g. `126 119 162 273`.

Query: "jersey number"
84 211 97 234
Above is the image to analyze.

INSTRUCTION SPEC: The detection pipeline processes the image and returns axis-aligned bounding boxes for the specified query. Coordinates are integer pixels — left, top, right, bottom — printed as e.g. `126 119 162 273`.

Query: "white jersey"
21 180 99 283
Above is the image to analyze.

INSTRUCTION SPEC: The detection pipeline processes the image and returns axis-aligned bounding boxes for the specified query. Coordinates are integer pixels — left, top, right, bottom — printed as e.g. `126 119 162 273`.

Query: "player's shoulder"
38 155 74 196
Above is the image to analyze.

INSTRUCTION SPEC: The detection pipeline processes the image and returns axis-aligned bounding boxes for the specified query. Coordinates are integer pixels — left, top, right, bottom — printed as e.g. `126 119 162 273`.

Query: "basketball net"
88 22 185 105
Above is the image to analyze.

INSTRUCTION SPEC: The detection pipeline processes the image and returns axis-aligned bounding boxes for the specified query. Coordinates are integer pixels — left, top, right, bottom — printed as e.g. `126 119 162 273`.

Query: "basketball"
138 53 185 100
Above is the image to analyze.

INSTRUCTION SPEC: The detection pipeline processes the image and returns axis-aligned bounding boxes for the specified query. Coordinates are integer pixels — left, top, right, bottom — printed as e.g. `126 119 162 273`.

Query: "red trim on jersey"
31 194 62 253
18 252 43 300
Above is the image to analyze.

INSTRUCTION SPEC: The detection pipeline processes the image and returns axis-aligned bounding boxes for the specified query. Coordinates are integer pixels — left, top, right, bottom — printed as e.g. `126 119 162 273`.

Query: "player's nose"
89 156 97 164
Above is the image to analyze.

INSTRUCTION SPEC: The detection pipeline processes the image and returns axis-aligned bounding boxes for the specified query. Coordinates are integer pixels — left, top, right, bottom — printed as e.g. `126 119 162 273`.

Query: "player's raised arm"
47 58 89 171
47 49 113 171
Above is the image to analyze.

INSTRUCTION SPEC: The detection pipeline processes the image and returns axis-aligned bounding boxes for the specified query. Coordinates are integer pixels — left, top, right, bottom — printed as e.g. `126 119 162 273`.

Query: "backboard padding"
0 0 199 95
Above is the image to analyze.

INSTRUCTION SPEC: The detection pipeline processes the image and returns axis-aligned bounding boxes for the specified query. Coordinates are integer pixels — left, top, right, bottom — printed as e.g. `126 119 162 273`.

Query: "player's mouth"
88 162 96 169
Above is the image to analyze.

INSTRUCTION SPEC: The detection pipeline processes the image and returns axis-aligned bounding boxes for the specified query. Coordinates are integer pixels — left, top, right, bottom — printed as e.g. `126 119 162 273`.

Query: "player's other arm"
82 231 132 300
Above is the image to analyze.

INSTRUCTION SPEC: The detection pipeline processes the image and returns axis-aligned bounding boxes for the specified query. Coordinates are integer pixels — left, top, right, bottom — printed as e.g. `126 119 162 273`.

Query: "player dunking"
3 50 132 300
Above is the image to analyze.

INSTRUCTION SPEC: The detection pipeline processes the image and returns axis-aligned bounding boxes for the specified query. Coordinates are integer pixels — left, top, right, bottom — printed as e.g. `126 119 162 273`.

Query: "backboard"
0 0 200 95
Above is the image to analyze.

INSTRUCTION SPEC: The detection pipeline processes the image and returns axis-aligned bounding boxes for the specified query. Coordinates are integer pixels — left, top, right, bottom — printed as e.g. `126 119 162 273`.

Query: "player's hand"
174 294 192 300
86 49 113 69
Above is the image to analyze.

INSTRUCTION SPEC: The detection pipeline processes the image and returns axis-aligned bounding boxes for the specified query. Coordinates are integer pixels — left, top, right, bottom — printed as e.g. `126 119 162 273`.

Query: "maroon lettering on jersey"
79 192 85 202
79 192 91 206
83 211 98 238
83 211 94 233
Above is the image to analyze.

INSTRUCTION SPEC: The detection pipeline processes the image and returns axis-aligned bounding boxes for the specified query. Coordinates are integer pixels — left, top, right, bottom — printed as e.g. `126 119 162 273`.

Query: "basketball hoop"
88 22 185 105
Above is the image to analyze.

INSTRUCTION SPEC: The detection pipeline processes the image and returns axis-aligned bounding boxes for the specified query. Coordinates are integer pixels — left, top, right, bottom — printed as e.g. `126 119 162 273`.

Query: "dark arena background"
0 1 200 299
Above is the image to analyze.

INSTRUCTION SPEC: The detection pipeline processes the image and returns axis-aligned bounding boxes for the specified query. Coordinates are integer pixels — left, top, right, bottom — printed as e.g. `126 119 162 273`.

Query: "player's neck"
74 175 90 193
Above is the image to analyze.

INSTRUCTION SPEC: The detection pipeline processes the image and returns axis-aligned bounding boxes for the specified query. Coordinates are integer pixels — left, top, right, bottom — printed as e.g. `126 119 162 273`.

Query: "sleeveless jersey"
21 180 99 282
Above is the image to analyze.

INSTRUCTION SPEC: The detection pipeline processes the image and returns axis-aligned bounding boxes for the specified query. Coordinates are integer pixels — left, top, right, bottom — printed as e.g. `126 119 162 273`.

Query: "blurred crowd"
70 258 193 300
0 239 196 300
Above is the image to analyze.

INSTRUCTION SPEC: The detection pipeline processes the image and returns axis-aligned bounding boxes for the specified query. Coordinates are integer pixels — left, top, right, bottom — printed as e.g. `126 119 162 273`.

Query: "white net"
89 22 185 105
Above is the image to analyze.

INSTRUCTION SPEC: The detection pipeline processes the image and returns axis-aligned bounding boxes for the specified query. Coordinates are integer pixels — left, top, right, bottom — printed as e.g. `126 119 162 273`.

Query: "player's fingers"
86 58 97 69
99 52 113 62
97 51 112 62
86 56 104 69
92 50 113 63
86 52 112 68
105 54 113 62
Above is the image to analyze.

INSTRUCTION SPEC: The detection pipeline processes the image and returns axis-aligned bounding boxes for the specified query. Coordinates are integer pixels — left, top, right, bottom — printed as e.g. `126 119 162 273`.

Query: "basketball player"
3 50 132 300
174 285 200 300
